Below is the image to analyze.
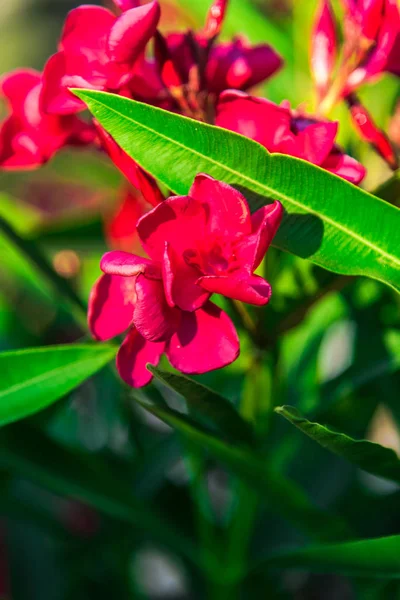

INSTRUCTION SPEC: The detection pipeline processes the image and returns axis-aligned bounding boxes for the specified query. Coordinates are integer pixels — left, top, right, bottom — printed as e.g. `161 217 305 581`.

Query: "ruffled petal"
163 242 210 311
107 1 160 65
166 301 239 374
117 328 165 387
295 120 338 165
60 6 115 54
189 173 252 237
88 274 136 341
206 39 282 94
237 201 283 270
198 273 272 306
100 250 160 278
133 274 180 341
137 195 206 261
216 91 292 151
41 52 87 115
321 148 366 184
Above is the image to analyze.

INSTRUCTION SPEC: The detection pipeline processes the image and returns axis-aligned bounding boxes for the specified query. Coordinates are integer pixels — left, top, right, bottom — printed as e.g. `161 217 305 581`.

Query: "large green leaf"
135 397 352 542
257 535 400 578
275 406 400 484
148 366 255 447
73 90 400 293
0 344 117 426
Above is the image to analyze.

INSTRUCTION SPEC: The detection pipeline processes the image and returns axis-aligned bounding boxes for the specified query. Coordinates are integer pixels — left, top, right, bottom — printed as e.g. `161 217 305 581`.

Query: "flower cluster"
311 0 399 169
89 175 282 387
1 0 397 386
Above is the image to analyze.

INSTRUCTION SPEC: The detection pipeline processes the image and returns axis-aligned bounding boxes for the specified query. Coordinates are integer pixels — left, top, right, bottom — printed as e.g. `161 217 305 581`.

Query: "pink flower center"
183 234 241 276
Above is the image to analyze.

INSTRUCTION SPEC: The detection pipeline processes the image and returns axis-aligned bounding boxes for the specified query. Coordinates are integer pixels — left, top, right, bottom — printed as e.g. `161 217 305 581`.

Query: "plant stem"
0 214 87 328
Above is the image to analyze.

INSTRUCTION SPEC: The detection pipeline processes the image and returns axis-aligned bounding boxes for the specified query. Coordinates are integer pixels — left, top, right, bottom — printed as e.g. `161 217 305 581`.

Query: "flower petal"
60 6 115 54
166 302 239 374
88 274 136 341
321 148 366 184
206 39 282 95
163 242 210 311
117 328 165 387
100 250 160 278
295 120 338 165
240 200 284 270
198 273 272 306
137 195 206 261
107 1 160 65
189 173 252 237
113 0 141 11
133 274 180 342
41 52 86 115
216 91 292 151
0 69 41 115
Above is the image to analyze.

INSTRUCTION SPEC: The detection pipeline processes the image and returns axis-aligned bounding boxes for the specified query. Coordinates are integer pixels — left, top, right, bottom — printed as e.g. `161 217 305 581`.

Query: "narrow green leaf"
258 535 400 578
0 214 87 320
135 398 352 542
148 365 255 447
0 344 117 426
275 406 400 485
73 90 400 293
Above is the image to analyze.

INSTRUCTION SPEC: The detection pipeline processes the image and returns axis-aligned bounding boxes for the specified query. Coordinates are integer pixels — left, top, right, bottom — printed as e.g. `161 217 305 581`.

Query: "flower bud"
203 0 229 39
347 94 399 170
311 0 337 98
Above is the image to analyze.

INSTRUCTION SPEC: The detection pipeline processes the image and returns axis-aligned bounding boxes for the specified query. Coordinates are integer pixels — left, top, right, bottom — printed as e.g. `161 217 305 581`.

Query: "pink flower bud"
348 95 399 170
311 0 337 97
204 0 229 39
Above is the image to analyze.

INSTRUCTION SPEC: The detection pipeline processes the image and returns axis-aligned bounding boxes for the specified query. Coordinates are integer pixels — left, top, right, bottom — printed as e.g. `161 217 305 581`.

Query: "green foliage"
258 535 400 578
276 406 400 485
73 90 400 294
0 344 116 426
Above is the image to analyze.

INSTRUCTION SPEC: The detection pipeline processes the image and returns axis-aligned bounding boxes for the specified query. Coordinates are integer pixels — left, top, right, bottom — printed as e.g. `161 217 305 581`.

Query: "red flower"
216 91 366 184
88 254 240 388
41 1 160 115
88 174 282 387
146 0 282 118
137 174 283 311
0 69 94 170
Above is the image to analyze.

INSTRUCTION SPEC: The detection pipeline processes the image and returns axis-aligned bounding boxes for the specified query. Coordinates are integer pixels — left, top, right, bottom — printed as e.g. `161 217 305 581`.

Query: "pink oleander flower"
136 174 283 311
41 1 160 115
133 0 282 118
0 69 94 170
216 90 366 185
89 174 282 387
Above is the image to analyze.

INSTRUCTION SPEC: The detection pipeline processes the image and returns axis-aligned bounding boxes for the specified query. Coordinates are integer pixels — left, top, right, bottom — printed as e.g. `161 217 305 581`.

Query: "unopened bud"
311 0 337 99
347 94 399 170
204 0 229 39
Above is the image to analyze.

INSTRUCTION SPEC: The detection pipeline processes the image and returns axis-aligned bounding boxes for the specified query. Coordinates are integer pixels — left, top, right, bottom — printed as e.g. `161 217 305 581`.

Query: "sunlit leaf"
73 90 400 294
0 344 117 426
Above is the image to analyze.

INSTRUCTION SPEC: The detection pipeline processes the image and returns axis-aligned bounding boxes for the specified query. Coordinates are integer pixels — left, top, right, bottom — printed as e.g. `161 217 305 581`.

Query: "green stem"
0 214 87 328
